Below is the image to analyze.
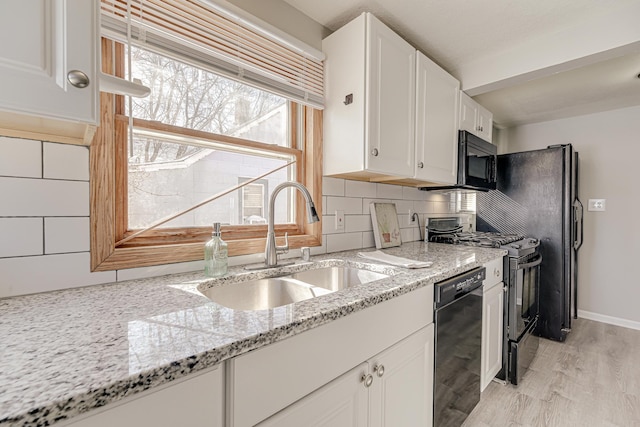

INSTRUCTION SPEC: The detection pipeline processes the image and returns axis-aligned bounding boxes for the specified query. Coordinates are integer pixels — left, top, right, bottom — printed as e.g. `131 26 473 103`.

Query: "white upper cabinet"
323 12 415 179
459 91 493 142
414 52 459 185
0 0 98 143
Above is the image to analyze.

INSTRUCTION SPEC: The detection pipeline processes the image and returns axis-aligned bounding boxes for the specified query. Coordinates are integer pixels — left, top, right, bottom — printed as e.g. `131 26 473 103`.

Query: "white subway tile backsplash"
397 214 410 228
345 180 376 198
433 201 453 214
0 137 41 178
326 232 363 253
43 143 89 181
376 183 400 199
0 252 115 298
362 231 375 249
392 199 413 214
321 214 342 234
362 198 389 214
322 177 345 196
326 196 362 215
0 177 89 216
345 215 372 233
322 196 327 215
400 227 422 243
44 217 90 254
400 228 415 243
413 200 431 213
0 218 43 258
402 186 423 200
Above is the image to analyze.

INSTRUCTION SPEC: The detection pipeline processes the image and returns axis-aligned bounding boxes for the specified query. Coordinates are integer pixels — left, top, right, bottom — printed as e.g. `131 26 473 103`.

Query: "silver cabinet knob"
417 162 424 169
67 70 90 88
370 148 379 157
374 364 385 378
361 373 373 387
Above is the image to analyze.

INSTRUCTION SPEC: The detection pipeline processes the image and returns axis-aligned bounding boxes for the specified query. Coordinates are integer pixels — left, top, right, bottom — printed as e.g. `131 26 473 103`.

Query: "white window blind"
100 0 325 108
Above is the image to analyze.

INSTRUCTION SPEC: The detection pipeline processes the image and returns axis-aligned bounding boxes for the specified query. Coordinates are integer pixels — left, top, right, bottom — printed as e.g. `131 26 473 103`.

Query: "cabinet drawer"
483 257 503 290
227 284 433 427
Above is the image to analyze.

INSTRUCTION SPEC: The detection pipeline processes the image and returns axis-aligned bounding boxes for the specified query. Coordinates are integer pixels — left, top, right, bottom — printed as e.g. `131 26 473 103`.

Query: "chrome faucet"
264 181 319 268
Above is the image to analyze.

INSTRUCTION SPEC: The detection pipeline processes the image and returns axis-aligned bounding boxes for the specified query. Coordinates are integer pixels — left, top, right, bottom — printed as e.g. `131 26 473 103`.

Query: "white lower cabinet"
227 285 434 427
257 363 369 427
369 324 434 427
62 366 224 427
259 325 434 427
481 257 505 391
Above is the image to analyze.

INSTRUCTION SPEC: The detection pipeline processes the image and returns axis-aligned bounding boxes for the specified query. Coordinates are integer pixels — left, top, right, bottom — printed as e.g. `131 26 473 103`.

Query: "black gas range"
429 231 539 257
425 216 539 257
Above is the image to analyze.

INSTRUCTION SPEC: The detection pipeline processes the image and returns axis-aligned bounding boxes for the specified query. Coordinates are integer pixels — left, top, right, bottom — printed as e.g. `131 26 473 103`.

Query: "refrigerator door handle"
574 198 584 250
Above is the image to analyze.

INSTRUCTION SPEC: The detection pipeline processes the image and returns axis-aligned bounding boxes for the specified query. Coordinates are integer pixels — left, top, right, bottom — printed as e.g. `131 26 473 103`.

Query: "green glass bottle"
204 223 228 277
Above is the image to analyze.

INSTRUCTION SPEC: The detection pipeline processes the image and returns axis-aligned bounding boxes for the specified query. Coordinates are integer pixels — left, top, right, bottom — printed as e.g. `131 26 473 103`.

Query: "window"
91 1 323 271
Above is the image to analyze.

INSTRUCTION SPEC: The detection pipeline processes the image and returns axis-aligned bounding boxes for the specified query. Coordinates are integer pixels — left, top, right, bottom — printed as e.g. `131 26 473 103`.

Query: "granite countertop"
0 242 506 427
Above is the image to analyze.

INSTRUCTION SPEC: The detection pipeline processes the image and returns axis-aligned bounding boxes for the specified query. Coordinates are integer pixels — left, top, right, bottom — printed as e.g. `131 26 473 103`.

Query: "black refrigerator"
476 144 583 342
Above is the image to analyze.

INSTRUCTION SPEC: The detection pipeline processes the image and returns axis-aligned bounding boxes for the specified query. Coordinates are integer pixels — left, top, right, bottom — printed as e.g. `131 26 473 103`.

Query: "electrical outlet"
335 210 345 230
408 209 416 225
588 199 606 211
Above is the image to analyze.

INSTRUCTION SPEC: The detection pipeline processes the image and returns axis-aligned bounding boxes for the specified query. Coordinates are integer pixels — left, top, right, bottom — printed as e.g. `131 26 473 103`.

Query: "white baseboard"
577 309 640 331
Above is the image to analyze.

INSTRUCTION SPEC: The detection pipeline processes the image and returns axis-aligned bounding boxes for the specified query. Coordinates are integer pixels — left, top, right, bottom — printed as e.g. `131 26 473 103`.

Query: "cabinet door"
366 13 415 177
0 0 97 124
481 283 504 391
476 103 493 142
414 52 459 184
258 363 369 427
369 324 434 427
458 91 477 135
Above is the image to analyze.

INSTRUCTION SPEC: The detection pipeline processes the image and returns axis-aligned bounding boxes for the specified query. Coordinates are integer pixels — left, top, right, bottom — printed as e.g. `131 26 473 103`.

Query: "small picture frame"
370 202 402 249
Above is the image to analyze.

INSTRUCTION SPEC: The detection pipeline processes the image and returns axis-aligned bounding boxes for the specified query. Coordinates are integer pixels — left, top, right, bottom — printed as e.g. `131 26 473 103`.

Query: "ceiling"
282 0 640 128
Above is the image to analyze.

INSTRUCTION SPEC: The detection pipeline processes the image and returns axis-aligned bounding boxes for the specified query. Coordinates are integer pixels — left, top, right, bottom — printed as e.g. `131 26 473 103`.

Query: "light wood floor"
462 318 640 427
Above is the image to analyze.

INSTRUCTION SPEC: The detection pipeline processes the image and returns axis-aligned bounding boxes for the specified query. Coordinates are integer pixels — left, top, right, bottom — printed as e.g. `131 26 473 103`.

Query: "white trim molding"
578 309 640 331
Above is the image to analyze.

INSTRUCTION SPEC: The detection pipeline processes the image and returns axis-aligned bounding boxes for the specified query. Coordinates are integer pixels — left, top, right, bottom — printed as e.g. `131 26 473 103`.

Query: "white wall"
506 105 640 328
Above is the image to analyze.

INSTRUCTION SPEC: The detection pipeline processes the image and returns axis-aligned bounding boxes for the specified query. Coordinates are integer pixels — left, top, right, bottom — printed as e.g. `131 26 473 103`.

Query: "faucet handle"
276 232 289 254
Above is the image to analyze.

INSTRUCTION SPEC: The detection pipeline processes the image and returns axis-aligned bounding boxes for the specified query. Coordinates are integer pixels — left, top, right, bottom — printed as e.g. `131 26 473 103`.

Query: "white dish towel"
357 250 432 269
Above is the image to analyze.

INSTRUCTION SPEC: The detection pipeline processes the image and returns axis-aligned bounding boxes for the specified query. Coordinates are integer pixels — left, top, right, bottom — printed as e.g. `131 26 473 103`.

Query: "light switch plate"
335 210 345 230
588 199 606 211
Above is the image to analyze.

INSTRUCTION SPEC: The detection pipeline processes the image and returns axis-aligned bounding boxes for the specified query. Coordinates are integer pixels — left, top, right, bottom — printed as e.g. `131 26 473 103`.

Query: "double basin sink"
199 264 390 311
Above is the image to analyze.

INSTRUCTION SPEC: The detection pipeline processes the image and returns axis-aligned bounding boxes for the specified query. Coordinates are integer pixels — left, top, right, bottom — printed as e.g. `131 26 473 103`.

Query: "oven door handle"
428 226 463 234
516 254 543 270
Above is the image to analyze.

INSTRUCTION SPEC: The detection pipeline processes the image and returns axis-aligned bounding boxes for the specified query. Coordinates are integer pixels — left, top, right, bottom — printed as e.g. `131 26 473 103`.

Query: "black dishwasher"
434 267 485 427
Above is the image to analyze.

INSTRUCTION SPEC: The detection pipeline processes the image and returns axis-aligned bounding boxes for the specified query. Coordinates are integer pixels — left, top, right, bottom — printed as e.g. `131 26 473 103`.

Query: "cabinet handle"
67 70 90 88
361 373 373 387
371 148 379 157
417 162 424 169
373 364 385 378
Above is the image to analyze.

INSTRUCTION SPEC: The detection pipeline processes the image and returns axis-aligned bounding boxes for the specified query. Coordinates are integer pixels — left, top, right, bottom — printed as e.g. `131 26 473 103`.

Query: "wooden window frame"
90 39 322 271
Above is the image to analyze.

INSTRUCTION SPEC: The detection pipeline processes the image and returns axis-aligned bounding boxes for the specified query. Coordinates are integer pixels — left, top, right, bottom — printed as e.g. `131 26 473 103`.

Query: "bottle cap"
213 222 221 236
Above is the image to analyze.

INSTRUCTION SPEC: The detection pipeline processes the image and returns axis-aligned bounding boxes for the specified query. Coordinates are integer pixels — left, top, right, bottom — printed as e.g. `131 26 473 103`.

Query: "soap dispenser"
204 222 228 277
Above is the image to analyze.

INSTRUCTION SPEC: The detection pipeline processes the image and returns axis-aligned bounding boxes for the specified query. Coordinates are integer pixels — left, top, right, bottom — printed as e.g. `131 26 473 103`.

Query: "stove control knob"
510 243 521 249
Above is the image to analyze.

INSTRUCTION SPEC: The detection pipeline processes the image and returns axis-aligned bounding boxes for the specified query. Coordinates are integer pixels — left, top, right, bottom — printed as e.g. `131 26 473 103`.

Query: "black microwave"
420 130 497 192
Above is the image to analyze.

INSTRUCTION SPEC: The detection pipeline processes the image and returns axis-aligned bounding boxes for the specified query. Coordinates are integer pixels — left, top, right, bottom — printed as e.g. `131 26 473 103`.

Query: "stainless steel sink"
289 266 389 291
199 266 389 310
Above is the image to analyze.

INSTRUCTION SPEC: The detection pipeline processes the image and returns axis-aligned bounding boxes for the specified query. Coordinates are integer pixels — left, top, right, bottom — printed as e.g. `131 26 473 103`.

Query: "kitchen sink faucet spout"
264 181 319 268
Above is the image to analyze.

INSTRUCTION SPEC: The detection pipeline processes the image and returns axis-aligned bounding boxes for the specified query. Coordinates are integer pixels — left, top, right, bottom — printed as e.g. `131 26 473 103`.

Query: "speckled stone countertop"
0 242 505 427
